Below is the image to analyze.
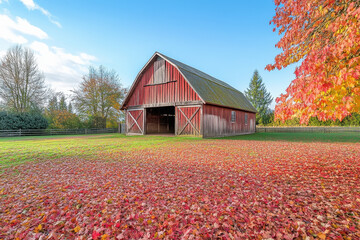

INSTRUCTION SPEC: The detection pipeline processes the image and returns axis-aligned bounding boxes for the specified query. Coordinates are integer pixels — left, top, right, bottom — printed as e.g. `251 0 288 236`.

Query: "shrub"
0 111 48 130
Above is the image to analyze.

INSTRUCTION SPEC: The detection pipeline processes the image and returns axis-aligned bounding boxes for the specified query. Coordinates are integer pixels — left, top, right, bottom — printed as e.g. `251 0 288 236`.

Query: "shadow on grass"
218 132 360 143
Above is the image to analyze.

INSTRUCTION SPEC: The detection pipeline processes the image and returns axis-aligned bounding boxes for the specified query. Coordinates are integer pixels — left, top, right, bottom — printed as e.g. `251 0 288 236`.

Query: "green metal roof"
157 52 257 113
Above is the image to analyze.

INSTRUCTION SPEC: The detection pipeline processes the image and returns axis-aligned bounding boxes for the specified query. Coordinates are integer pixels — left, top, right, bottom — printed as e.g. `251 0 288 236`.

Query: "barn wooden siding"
126 61 201 107
202 104 256 138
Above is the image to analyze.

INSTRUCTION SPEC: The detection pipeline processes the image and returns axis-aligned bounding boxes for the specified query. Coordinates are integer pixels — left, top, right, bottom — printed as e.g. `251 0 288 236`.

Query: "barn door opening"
146 106 175 135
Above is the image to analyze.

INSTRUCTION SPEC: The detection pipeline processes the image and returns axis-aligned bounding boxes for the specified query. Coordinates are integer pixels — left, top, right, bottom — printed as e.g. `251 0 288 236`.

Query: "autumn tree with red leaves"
267 0 360 123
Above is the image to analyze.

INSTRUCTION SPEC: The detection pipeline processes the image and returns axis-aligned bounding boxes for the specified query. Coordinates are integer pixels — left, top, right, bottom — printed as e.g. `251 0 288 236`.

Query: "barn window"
231 111 236 122
245 113 248 125
153 57 166 84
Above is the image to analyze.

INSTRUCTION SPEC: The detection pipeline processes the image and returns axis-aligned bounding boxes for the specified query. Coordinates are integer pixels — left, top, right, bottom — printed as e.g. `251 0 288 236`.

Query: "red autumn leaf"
92 230 101 240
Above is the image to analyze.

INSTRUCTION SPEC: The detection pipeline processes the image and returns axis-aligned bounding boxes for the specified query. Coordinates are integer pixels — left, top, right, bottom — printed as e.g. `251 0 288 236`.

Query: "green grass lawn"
0 134 201 169
0 132 358 170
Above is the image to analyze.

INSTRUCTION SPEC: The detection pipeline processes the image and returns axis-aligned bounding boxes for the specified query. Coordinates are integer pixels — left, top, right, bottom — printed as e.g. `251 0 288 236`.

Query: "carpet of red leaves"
1 140 359 239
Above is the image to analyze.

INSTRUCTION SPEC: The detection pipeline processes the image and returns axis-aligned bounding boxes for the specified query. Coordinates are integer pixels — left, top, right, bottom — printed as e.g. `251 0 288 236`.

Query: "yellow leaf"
74 225 81 233
34 224 42 233
317 232 326 239
101 234 109 240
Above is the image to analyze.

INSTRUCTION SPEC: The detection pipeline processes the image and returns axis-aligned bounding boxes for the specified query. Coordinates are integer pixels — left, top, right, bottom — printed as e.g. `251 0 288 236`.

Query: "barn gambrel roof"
122 52 257 113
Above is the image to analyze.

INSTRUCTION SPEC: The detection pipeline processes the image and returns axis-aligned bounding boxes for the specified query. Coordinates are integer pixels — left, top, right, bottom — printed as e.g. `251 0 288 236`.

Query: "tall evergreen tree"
68 102 73 113
47 95 58 112
245 70 273 124
59 94 67 111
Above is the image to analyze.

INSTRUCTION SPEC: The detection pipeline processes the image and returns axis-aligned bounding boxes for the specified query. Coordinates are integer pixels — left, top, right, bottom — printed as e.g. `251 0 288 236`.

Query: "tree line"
0 45 126 130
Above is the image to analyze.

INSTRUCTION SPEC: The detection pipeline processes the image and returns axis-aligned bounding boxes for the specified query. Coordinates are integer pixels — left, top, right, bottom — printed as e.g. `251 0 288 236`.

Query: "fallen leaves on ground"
0 139 359 239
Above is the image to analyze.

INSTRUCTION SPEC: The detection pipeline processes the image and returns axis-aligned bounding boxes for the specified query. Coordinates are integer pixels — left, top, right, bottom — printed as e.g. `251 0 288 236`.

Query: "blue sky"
0 0 298 109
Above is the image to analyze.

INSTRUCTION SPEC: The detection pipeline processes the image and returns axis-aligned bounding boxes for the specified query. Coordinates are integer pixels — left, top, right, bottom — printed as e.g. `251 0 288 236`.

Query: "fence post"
19 128 22 137
85 129 87 134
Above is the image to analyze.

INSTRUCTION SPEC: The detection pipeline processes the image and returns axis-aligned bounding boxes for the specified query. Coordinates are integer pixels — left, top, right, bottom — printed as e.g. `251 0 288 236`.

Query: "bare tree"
0 45 47 112
72 65 125 127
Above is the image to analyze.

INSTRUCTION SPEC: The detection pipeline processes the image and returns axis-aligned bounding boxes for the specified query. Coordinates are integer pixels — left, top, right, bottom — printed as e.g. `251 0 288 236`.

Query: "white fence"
256 126 360 133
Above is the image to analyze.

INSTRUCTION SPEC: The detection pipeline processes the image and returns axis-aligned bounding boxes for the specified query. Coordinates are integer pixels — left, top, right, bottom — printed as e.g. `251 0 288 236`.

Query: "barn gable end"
122 55 203 109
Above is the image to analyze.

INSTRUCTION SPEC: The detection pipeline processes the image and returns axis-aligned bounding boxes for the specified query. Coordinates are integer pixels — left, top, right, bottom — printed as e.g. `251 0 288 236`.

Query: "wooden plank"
125 101 203 110
125 110 127 134
200 107 203 136
143 108 147 135
144 80 177 87
175 106 178 136
128 110 143 134
178 107 200 135
176 104 202 108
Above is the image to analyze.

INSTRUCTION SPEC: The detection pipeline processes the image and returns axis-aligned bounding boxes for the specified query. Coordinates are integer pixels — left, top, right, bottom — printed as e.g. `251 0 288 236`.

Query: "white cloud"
18 0 35 8
0 14 48 43
80 53 97 62
13 16 48 38
0 50 6 58
30 41 97 93
19 0 61 27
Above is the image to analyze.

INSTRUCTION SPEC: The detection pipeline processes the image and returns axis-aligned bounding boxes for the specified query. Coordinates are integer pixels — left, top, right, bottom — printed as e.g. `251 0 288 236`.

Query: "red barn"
120 52 256 138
